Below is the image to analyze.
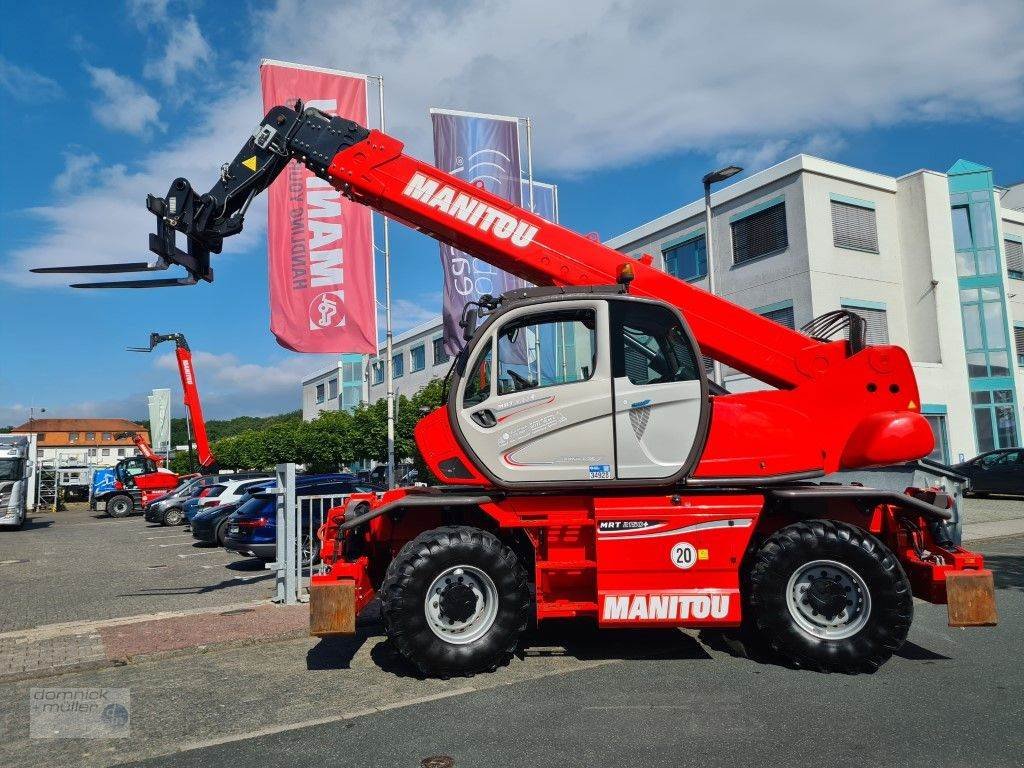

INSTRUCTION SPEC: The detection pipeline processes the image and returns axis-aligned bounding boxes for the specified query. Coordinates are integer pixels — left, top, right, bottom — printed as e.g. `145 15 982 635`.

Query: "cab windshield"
0 458 24 481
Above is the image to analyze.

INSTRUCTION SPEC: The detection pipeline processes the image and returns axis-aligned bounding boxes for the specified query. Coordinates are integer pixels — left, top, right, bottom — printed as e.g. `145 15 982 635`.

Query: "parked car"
190 479 276 546
952 449 1024 496
179 476 274 526
144 476 215 525
224 474 376 566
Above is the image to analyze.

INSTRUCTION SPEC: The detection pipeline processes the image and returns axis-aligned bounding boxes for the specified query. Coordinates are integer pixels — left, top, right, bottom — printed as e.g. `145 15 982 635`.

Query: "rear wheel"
745 519 912 673
380 526 531 677
215 519 230 547
106 494 134 518
162 507 185 526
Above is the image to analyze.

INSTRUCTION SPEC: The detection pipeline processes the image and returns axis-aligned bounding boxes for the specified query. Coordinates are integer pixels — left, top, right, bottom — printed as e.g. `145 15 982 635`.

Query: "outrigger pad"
309 581 356 637
946 570 998 627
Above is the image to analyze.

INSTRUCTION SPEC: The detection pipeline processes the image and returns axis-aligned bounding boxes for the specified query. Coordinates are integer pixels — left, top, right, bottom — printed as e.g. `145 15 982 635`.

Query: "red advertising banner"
260 60 376 353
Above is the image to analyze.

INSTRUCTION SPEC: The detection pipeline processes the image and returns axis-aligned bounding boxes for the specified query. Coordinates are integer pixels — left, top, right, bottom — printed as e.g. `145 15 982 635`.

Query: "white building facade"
301 319 450 419
607 157 1024 464
367 316 448 404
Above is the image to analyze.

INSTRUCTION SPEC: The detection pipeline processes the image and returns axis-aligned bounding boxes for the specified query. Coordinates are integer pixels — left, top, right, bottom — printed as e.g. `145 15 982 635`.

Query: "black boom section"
32 104 371 288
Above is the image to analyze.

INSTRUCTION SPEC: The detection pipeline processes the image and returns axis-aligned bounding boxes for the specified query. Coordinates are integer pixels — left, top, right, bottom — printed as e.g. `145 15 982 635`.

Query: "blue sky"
2 0 1023 425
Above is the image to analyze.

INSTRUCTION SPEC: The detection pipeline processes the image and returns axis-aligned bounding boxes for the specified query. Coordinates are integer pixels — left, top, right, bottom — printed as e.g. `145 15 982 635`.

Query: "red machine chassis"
314 486 992 631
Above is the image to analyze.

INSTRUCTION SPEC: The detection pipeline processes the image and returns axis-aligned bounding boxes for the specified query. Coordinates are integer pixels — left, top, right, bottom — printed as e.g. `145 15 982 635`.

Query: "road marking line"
177 551 218 558
154 542 195 548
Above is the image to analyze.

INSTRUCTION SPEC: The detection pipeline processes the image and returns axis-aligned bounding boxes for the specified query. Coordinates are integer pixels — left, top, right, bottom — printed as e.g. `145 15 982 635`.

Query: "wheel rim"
785 559 872 641
423 565 499 645
112 499 129 515
301 534 318 566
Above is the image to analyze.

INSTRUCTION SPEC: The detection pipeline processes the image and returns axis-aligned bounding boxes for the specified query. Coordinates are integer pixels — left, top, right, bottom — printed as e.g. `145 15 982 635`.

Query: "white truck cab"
0 435 32 529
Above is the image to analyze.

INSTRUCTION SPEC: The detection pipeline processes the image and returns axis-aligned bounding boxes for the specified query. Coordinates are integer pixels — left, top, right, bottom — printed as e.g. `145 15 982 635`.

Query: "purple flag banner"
432 109 528 356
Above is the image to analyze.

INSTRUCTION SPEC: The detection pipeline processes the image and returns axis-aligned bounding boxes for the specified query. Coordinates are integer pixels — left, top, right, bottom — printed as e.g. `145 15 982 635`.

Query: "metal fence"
272 463 351 605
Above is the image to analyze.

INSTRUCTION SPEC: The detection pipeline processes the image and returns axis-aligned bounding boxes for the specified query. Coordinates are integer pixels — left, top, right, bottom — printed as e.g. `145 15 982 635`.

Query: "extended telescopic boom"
37 103 847 388
129 333 216 470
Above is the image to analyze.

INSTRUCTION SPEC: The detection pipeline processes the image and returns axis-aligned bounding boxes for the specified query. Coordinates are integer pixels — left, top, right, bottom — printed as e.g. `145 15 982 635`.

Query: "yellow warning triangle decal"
242 156 258 172
908 401 917 410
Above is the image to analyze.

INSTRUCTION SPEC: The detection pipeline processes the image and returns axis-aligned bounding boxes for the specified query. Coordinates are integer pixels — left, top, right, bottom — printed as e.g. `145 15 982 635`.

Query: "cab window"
463 344 493 408
496 309 597 395
611 301 700 385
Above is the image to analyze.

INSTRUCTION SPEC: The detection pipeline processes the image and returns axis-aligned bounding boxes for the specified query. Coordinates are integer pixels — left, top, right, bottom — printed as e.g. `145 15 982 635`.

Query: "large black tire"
162 506 185 527
106 494 134 519
215 518 230 547
380 526 531 677
745 519 912 673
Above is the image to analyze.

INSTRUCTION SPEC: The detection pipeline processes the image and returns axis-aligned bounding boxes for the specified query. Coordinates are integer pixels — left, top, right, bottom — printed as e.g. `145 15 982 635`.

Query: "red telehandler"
36 102 997 674
96 333 216 517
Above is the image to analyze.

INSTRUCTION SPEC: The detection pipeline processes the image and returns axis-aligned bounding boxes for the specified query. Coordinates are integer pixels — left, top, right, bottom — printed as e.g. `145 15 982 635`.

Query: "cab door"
455 300 615 484
610 300 706 480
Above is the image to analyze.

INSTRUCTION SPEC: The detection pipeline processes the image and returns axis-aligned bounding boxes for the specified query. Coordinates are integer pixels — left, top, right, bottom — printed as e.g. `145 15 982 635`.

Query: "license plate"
228 525 239 535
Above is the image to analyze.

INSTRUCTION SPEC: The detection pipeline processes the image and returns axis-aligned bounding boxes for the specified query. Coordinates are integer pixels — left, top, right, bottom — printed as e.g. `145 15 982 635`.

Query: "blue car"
223 474 378 566
190 479 276 546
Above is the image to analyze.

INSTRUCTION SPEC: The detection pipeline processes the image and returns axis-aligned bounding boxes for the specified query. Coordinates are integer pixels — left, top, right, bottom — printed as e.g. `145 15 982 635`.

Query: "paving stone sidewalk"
0 601 308 683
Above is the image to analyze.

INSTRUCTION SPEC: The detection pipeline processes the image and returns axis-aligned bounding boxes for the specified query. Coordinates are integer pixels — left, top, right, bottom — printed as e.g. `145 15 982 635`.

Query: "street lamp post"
701 165 743 386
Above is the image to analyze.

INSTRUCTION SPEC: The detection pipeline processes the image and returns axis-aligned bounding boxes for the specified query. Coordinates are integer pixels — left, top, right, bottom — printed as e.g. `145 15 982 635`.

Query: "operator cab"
450 290 710 488
115 456 159 486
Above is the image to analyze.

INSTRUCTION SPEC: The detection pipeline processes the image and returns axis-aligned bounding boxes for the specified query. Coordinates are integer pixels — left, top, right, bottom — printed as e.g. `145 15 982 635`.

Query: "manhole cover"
421 757 454 768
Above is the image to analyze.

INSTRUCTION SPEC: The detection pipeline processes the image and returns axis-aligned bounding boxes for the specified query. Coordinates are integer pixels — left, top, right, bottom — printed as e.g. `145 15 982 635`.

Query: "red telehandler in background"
95 333 216 517
37 102 997 674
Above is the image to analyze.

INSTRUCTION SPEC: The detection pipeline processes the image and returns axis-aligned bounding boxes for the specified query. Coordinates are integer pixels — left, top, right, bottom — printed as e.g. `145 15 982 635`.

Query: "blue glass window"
410 345 426 372
951 206 973 251
663 235 707 281
959 287 1011 378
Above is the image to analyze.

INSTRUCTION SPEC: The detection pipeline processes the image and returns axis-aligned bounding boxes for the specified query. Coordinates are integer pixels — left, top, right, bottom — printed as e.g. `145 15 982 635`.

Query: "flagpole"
372 74 395 488
525 116 536 214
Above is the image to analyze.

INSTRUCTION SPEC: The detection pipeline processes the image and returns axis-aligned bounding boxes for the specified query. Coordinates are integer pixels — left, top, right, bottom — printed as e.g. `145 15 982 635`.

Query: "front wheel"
106 494 134 518
380 526 531 677
745 519 912 673
162 506 185 526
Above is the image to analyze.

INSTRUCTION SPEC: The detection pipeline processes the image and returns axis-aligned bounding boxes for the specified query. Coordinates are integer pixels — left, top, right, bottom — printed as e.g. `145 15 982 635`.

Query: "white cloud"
127 0 169 27
715 133 848 174
255 0 1024 172
85 65 163 135
0 55 62 101
53 151 101 194
154 349 338 416
6 84 263 285
380 295 442 338
9 1 1024 285
143 15 213 87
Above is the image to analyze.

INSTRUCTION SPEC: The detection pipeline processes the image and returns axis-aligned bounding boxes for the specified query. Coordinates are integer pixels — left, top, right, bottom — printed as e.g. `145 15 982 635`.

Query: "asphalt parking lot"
0 505 274 634
0 524 1020 767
